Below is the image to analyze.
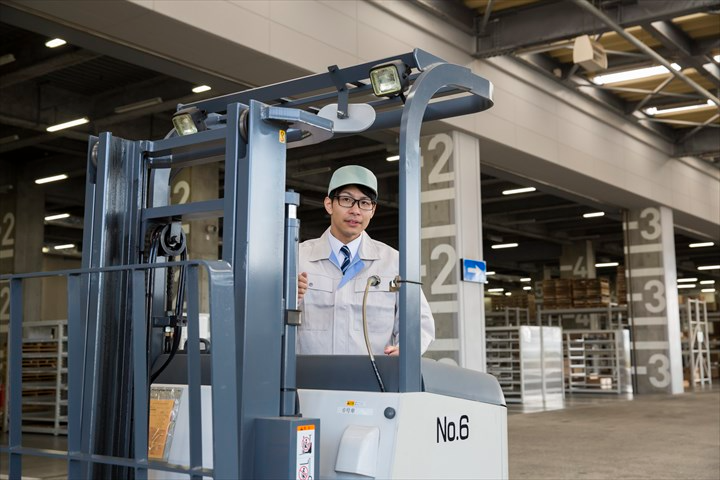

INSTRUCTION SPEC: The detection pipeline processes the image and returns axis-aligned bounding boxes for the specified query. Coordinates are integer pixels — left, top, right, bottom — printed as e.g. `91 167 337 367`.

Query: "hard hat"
327 165 378 198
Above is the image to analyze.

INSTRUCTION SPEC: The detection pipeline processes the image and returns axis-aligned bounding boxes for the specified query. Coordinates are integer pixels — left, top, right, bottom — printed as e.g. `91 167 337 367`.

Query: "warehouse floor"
2 387 719 479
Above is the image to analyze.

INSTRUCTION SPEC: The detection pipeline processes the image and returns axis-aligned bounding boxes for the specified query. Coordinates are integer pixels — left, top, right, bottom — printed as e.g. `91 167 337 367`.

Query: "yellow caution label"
297 424 315 431
279 130 286 143
345 400 355 406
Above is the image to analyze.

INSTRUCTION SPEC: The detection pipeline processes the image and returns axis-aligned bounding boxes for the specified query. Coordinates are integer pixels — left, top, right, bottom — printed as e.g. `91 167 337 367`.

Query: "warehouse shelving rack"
680 299 713 387
563 329 632 394
486 308 530 327
538 305 629 329
485 325 563 405
2 320 68 435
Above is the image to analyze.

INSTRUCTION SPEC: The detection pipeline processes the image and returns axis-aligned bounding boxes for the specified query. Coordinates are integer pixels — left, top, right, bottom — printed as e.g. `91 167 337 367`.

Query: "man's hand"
384 345 399 356
298 272 308 303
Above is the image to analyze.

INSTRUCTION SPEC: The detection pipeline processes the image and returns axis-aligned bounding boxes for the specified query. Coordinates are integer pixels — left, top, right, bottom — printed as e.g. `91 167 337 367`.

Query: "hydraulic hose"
362 275 385 392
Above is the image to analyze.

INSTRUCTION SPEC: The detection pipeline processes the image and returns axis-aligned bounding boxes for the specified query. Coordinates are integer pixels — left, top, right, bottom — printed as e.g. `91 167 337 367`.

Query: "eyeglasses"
334 195 376 211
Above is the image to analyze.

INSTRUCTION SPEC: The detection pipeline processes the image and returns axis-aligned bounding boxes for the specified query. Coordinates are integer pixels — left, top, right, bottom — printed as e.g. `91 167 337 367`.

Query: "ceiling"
0 2 718 298
412 0 720 165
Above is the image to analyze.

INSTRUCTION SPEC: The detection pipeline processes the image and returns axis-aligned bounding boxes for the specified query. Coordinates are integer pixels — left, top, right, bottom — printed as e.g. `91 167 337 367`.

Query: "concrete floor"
509 388 720 480
1 388 719 479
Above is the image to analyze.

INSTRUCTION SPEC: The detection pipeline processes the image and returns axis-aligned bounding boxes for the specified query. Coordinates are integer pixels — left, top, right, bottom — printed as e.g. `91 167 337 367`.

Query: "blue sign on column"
460 259 487 283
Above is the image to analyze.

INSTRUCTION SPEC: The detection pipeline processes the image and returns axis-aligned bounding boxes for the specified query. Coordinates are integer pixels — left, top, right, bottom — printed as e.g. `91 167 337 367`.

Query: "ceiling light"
0 134 19 145
491 243 518 249
54 243 75 250
583 211 605 218
504 292 512 296
45 38 67 48
47 117 89 132
0 53 15 66
700 280 716 285
714 55 720 62
41 247 49 253
114 97 163 114
689 241 714 248
698 265 720 271
369 60 411 98
592 63 681 85
523 286 532 291
35 174 68 185
701 288 716 293
677 278 698 283
192 85 211 93
386 155 400 162
520 277 531 282
595 262 619 267
488 288 504 292
486 271 496 276
677 284 696 289
502 187 536 195
44 213 70 221
645 100 714 116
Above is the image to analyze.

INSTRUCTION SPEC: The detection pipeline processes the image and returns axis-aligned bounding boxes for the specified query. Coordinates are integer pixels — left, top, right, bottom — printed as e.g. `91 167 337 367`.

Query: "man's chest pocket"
353 275 397 332
302 274 336 331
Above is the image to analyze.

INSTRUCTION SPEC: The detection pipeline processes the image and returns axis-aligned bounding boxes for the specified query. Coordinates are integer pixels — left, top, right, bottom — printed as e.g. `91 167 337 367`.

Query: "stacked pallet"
543 279 573 309
572 278 610 308
490 293 536 316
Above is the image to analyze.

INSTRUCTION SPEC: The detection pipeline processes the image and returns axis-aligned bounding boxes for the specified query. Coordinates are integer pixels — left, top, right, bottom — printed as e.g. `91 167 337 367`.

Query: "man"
297 165 435 356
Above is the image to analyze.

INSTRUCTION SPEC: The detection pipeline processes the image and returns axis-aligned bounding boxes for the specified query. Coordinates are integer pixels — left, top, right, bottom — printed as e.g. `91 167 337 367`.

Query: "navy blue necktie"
340 245 351 274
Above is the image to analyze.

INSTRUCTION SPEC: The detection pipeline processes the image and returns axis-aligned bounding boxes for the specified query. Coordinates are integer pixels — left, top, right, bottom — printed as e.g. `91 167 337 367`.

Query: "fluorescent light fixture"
698 265 720 271
114 97 163 114
677 284 696 289
715 55 720 62
54 243 75 250
700 280 716 285
45 38 66 48
504 292 512 296
689 241 714 248
47 117 89 132
0 53 15 66
35 174 68 184
520 277 531 282
192 85 211 93
592 63 681 85
486 271 496 276
44 213 70 221
645 100 714 116
677 278 698 283
523 286 532 291
0 134 19 145
595 262 619 267
583 211 605 218
41 247 49 253
491 243 518 249
502 187 536 195
701 288 716 293
386 155 400 162
488 288 504 292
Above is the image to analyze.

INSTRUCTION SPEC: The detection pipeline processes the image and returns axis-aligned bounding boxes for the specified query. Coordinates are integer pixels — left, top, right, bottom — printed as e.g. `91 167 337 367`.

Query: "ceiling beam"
474 0 720 57
673 127 720 159
409 0 476 34
642 21 720 87
0 50 101 89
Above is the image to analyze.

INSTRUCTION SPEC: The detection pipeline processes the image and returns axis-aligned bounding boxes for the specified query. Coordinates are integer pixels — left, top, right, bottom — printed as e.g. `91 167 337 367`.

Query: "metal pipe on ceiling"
570 0 720 107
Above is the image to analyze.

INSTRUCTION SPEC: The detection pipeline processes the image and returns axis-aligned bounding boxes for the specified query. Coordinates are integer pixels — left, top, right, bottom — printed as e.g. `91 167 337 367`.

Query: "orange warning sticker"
297 424 315 431
279 130 286 143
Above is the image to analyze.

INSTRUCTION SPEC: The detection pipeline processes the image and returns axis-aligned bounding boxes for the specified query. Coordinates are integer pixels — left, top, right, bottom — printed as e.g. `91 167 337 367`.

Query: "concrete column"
560 240 596 279
420 131 485 371
624 206 683 394
170 164 219 313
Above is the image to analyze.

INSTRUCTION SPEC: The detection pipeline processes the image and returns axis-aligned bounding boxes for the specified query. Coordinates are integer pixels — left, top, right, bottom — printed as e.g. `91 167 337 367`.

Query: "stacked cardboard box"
616 266 627 305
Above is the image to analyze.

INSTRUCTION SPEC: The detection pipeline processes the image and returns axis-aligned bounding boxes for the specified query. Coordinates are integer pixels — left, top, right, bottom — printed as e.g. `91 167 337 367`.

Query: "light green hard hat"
327 165 378 198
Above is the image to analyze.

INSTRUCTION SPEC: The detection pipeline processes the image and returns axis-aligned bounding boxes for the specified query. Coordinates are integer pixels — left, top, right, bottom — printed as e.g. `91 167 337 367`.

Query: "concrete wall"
9 0 719 238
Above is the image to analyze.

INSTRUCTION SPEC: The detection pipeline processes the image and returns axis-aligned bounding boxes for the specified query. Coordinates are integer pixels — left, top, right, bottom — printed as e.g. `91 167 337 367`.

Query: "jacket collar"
308 228 380 262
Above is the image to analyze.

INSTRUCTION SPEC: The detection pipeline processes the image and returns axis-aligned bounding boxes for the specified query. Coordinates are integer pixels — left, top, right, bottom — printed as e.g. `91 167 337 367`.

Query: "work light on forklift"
369 60 411 98
172 106 207 136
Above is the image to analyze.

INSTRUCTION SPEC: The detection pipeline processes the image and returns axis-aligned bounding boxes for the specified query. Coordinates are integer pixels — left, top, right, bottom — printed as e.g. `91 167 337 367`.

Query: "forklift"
2 49 506 479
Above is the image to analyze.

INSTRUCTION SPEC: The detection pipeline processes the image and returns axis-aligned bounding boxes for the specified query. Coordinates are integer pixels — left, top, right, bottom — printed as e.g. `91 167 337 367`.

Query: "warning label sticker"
296 424 315 480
